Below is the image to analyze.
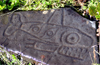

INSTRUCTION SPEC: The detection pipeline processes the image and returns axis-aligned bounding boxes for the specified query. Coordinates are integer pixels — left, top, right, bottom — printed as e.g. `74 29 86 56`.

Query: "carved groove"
34 42 59 52
1 8 97 65
58 46 88 59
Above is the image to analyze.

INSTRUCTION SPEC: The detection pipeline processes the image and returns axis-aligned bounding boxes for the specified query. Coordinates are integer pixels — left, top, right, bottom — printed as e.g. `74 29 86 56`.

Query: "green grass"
0 0 72 11
0 0 100 19
0 46 34 65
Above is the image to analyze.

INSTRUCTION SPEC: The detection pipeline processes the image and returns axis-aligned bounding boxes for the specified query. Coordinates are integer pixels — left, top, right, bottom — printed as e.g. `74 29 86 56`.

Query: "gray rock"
0 8 98 65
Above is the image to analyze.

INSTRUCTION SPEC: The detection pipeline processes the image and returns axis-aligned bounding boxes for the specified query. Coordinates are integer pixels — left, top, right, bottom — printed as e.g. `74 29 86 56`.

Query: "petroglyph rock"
0 8 98 65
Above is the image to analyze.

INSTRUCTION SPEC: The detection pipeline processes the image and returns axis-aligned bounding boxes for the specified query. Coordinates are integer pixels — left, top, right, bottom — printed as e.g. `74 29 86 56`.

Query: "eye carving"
47 31 53 36
66 33 80 44
32 26 40 32
42 27 58 39
62 32 81 45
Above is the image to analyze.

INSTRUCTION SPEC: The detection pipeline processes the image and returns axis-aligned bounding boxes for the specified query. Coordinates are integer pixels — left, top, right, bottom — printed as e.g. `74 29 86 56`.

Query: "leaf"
45 1 50 5
88 5 97 16
2 0 6 4
42 0 45 4
82 6 87 10
7 0 20 10
28 63 32 65
12 54 17 62
0 5 6 11
9 0 19 6
95 15 100 20
7 5 14 10
0 1 3 5
97 2 100 11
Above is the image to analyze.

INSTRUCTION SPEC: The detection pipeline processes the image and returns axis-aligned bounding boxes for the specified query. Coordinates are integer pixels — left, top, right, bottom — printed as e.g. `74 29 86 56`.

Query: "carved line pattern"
41 27 59 39
46 8 94 47
30 23 43 34
4 9 94 45
61 26 94 47
61 8 64 26
25 43 35 48
46 9 56 24
4 17 94 49
3 10 94 61
61 32 81 45
58 46 88 59
45 22 94 47
34 42 59 52
4 13 22 36
1 38 9 46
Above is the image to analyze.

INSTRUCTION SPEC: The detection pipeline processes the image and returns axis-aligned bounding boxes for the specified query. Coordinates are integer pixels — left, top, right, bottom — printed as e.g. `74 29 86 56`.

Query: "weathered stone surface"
0 8 98 65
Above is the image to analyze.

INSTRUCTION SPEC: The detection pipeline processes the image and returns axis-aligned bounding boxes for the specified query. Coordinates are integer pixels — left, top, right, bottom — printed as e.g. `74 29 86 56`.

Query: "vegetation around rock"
0 0 100 65
0 0 100 20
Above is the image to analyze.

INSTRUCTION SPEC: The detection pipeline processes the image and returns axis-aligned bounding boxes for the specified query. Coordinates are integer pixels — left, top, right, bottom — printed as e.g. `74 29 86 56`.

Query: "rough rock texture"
0 8 98 65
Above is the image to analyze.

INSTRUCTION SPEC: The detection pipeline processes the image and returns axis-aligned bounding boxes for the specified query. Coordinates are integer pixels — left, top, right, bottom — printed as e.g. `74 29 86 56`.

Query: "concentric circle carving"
47 31 53 36
67 33 79 44
62 32 81 44
32 26 40 32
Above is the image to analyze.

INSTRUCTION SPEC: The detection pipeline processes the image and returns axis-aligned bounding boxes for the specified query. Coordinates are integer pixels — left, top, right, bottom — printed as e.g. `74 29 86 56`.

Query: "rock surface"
0 8 98 65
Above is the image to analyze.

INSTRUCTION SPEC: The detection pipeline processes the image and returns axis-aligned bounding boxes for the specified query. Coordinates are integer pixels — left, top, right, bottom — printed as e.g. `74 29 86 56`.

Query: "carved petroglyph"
5 25 17 36
21 10 55 23
48 9 62 25
66 33 80 44
55 27 93 47
25 43 35 48
58 46 88 59
41 25 59 39
4 13 22 36
61 32 80 45
1 8 97 65
34 42 59 52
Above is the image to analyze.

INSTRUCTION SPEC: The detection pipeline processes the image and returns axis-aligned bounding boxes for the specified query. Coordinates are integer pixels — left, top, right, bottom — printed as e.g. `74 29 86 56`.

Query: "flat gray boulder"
0 8 98 65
